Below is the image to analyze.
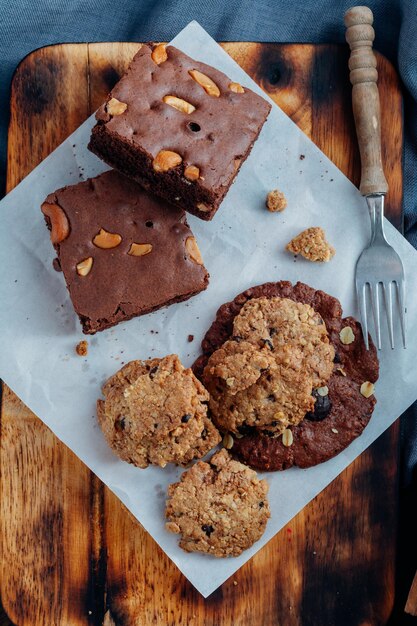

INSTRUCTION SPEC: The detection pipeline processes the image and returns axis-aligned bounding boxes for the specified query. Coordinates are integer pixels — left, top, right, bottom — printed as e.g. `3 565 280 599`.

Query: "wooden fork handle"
345 6 388 195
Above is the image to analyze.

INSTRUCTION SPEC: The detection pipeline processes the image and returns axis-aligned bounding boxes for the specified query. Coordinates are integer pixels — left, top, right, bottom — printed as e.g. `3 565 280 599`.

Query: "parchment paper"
1 22 417 597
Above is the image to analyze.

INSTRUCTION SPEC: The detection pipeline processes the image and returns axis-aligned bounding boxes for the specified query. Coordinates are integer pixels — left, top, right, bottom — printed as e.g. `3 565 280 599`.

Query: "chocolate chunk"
237 423 256 436
115 416 126 432
181 414 191 423
201 524 214 537
305 390 332 422
149 366 158 379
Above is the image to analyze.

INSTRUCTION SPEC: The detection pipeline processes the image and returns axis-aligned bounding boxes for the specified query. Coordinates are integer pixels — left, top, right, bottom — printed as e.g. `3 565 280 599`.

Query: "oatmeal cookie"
286 227 335 262
233 297 334 386
203 297 334 435
165 449 270 556
193 281 379 470
203 339 274 395
97 354 220 468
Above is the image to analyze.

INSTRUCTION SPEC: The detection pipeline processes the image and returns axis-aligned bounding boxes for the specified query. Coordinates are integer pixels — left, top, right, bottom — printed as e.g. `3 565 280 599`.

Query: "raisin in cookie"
97 354 220 468
165 449 270 556
202 297 334 435
193 281 379 470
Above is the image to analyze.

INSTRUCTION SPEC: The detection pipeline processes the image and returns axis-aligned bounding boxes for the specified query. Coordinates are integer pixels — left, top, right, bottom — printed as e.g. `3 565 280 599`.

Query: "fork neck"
365 193 386 243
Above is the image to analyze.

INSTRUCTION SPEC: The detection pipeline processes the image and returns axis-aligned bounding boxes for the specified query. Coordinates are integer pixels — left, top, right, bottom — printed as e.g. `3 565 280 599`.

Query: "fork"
345 5 406 350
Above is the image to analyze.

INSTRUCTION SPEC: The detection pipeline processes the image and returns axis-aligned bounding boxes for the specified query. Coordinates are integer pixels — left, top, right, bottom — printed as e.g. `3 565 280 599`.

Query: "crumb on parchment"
76 340 88 356
266 189 287 212
286 227 335 262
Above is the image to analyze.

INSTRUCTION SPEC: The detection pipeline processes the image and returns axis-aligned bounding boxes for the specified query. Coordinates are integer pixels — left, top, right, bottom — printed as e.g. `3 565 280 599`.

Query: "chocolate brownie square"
41 170 209 333
88 44 271 221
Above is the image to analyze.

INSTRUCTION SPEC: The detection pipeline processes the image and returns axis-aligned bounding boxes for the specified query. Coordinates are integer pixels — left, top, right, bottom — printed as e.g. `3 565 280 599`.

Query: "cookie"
266 189 287 212
203 339 275 394
232 297 335 386
193 281 379 470
97 354 221 468
165 449 270 556
202 297 334 435
286 227 335 262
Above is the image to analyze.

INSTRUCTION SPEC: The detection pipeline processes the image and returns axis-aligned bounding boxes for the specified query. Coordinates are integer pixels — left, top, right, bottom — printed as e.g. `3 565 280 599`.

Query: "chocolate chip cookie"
193 281 379 470
165 449 270 556
97 354 221 468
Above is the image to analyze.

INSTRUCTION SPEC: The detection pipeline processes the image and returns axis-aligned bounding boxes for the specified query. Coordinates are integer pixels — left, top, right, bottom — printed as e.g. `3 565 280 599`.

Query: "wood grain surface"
1 42 403 626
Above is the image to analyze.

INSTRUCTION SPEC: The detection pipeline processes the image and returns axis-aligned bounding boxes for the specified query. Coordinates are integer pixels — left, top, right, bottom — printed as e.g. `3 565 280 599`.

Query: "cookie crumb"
286 227 335 262
299 154 305 160
188 334 194 342
76 340 88 356
266 189 287 212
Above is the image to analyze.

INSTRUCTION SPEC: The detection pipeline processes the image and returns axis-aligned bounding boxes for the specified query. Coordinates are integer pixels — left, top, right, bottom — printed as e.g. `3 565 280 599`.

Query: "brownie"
88 44 271 221
41 170 209 334
193 281 379 470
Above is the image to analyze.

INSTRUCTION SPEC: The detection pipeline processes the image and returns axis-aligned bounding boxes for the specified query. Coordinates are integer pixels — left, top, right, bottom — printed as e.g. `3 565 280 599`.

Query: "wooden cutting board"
0 42 402 626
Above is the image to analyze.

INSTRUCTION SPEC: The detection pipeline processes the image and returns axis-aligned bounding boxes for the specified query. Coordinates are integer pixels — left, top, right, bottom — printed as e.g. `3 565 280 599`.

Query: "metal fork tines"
355 194 406 350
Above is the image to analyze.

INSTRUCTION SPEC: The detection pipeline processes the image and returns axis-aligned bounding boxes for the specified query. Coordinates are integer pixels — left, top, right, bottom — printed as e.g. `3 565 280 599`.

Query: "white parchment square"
1 22 416 597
